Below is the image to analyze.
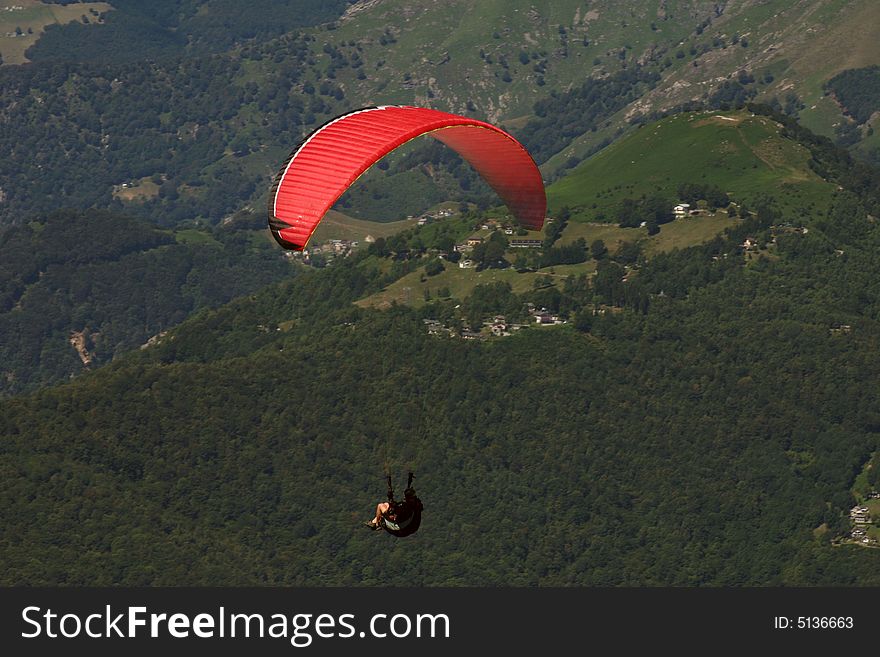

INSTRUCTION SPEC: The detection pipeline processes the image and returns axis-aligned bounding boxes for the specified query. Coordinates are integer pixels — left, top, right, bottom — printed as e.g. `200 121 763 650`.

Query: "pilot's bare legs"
369 502 390 528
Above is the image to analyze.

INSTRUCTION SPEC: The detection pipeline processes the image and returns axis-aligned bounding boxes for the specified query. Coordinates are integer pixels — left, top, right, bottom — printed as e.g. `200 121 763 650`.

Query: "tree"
425 258 444 276
590 239 608 260
573 309 593 331
616 198 639 227
614 241 641 265
435 235 455 254
543 210 569 248
386 234 407 254
533 274 553 290
471 241 486 263
368 237 389 257
483 235 507 265
470 232 509 269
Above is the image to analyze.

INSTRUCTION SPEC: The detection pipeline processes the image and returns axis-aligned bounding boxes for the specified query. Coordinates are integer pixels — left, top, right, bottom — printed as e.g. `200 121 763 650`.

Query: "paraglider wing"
268 105 546 250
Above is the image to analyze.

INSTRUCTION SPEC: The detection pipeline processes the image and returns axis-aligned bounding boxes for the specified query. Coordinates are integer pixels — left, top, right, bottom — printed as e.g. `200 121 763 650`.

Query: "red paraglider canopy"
268 105 546 250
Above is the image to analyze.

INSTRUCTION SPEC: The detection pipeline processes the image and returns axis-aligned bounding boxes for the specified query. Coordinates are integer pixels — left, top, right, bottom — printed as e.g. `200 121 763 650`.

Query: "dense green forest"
0 209 292 396
0 39 328 225
825 66 880 125
0 29 516 225
3 120 880 583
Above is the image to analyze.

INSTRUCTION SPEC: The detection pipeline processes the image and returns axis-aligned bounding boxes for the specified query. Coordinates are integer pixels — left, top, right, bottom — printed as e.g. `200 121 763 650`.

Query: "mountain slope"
4 180 880 585
19 0 352 62
329 0 880 145
0 209 294 396
548 109 836 219
4 1 875 228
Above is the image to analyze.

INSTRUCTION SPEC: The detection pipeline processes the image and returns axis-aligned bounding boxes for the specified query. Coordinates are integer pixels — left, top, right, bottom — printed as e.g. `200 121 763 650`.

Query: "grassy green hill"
358 108 841 308
548 110 836 220
537 0 880 173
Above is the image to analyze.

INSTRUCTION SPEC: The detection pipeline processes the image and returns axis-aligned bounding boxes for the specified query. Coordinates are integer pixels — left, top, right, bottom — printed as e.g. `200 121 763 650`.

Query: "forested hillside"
3 113 880 585
0 209 292 396
2 1 880 589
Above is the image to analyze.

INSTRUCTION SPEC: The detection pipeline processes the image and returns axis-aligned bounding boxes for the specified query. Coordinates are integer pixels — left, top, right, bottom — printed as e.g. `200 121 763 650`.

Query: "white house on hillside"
673 203 690 217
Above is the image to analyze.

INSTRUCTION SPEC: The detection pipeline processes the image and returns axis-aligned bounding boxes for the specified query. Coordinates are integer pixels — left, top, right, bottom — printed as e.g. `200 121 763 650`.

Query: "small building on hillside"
510 239 542 248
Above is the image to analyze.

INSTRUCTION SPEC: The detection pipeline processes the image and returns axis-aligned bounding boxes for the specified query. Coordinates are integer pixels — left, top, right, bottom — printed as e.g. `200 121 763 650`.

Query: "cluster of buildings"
673 203 707 218
455 236 486 253
284 238 358 265
411 208 455 227
768 224 809 244
423 307 567 341
454 235 543 254
452 217 548 254
849 503 878 546
673 200 736 218
525 303 566 326
422 317 524 341
423 319 458 339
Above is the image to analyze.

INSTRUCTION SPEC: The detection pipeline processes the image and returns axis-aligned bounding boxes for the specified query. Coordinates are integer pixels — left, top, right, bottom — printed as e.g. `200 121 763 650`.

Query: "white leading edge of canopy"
272 105 397 223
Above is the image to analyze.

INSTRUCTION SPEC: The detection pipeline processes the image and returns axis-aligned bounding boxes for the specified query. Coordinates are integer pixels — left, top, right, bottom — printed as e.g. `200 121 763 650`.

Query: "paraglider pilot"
366 472 423 537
